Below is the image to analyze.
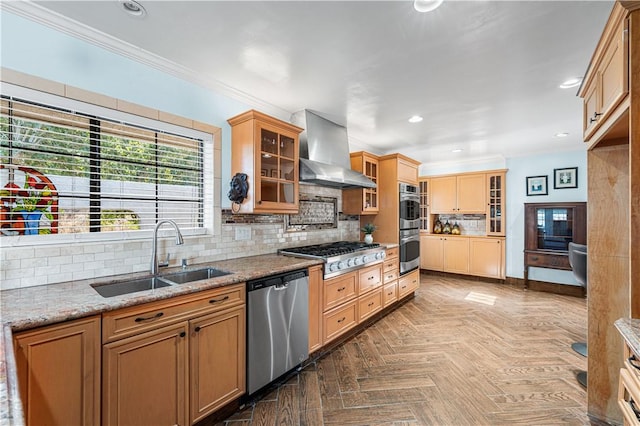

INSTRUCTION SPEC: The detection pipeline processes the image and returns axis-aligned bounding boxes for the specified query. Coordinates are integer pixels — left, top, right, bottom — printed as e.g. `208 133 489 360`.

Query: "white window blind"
0 96 205 236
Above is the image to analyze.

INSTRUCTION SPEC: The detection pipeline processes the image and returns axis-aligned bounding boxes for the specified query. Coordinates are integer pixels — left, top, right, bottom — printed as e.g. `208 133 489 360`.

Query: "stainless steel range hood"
291 110 376 189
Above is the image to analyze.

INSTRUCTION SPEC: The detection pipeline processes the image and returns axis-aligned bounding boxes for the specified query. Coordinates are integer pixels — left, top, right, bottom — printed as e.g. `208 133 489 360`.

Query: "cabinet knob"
194 326 201 333
179 331 186 338
589 112 603 123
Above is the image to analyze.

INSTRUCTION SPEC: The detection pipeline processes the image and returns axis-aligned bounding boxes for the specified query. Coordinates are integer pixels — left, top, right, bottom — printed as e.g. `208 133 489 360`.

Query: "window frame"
1 82 216 246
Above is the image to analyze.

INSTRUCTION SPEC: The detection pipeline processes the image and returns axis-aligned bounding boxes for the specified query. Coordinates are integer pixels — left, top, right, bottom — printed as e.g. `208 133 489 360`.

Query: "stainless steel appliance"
279 241 386 279
247 269 309 395
399 183 420 275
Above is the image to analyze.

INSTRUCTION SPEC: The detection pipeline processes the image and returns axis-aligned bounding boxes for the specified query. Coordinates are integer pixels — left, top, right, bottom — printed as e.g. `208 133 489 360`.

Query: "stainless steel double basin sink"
91 267 231 298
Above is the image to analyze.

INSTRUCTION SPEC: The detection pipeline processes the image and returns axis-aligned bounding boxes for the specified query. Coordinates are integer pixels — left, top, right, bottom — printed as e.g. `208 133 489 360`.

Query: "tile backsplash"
1 185 359 290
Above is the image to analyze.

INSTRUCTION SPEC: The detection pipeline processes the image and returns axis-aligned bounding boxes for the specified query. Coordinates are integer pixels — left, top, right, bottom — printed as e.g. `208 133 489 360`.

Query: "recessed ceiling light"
408 115 423 123
559 78 582 89
414 0 444 13
451 149 463 153
555 132 569 138
120 0 147 17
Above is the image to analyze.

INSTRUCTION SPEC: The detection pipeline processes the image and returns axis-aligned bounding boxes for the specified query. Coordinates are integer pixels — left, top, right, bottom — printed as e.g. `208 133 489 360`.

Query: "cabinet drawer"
359 288 383 322
323 300 358 344
398 270 419 298
625 355 640 395
385 247 398 260
619 367 640 426
524 252 570 270
103 283 246 343
383 258 398 273
323 273 357 312
358 263 382 294
383 281 398 307
383 268 398 284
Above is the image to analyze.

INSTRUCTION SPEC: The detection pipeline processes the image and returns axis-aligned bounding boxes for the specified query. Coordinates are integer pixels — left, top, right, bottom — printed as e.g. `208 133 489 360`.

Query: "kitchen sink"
161 267 231 284
92 276 173 298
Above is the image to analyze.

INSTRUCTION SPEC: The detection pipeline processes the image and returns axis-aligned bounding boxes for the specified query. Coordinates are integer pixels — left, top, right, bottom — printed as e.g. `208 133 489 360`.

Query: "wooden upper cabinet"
228 110 303 213
430 173 485 214
343 151 379 215
486 171 506 236
579 4 629 144
379 153 420 185
14 316 101 426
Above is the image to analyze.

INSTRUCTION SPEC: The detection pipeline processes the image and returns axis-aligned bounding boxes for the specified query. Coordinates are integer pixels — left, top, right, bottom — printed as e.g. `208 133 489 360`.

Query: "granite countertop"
0 253 323 426
615 318 640 355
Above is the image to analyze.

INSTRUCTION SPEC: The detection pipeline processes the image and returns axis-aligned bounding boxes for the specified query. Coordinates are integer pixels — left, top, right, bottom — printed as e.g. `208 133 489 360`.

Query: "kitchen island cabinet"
13 316 101 426
102 283 246 426
228 109 303 214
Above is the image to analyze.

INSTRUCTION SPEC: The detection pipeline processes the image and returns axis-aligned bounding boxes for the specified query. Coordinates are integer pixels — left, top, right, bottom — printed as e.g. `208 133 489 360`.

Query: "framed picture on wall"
554 167 578 189
526 175 548 196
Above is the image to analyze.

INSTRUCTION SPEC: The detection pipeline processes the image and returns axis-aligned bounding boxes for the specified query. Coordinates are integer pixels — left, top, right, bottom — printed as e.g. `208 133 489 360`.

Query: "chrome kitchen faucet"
151 219 184 275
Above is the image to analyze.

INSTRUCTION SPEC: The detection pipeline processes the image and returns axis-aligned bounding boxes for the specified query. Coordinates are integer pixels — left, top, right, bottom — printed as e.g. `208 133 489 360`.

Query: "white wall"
506 150 587 284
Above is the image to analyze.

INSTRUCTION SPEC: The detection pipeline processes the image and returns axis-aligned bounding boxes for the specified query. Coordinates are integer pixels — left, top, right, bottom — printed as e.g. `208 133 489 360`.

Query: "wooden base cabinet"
420 235 469 274
398 269 420 299
102 284 246 426
308 265 323 353
103 322 189 426
469 237 505 279
14 316 101 426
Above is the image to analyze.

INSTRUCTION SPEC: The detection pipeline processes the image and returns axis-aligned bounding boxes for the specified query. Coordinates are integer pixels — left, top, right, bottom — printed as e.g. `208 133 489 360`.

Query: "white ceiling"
12 1 613 166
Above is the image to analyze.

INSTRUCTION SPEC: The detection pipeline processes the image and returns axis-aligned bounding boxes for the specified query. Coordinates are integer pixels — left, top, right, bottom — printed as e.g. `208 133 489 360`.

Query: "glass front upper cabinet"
486 172 506 236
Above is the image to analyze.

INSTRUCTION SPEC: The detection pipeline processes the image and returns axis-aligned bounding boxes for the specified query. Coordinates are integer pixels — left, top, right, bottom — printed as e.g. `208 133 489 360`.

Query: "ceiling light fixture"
408 115 423 123
414 0 444 13
451 149 463 153
555 132 570 138
559 78 582 89
119 0 147 17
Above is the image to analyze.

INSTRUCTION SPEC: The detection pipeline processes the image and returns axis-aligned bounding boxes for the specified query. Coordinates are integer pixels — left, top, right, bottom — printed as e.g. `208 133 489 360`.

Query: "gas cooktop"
279 241 386 279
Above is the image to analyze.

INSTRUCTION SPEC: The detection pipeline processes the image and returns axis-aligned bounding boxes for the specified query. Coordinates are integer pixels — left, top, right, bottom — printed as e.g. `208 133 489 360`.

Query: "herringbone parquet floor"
221 273 593 425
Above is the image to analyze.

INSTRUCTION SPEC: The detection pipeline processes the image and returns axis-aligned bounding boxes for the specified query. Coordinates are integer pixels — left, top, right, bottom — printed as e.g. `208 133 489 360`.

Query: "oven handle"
400 233 420 243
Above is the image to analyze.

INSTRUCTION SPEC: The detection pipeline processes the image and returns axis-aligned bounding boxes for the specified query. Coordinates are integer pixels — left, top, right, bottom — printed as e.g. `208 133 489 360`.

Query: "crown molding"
0 1 292 119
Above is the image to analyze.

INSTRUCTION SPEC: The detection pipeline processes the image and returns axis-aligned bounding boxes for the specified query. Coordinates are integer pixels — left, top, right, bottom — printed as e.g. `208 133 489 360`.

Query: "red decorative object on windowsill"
0 165 59 235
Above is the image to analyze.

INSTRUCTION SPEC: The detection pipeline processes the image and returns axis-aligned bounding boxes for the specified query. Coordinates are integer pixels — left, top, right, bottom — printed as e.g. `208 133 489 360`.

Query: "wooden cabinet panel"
343 151 379 215
383 281 398 307
323 272 357 311
359 288 383 321
442 237 469 274
14 316 101 426
420 235 444 271
308 265 323 353
397 157 418 184
430 173 485 213
398 270 420 298
456 174 486 213
102 284 245 343
323 300 358 344
228 110 303 213
430 176 457 213
358 263 382 294
486 172 506 236
383 267 398 284
469 237 505 279
189 306 245 423
581 12 629 143
102 322 189 426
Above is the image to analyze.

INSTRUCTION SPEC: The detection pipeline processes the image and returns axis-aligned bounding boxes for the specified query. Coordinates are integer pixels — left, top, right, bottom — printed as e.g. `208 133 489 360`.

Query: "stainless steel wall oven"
399 183 420 275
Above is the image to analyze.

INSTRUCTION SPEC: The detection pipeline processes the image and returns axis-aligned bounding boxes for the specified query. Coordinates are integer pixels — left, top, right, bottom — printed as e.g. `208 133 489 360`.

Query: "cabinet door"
190 306 246 423
598 23 628 122
102 322 189 426
469 238 505 279
419 179 431 231
398 269 420 298
344 152 379 215
456 174 486 213
443 237 469 274
14 316 101 426
358 263 382 294
308 265 323 353
420 235 443 271
255 122 299 212
583 78 599 136
486 172 506 236
397 158 418 184
430 176 457 213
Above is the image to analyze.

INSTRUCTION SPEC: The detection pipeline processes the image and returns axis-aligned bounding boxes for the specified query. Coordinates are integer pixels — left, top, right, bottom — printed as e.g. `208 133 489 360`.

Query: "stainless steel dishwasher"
246 268 309 395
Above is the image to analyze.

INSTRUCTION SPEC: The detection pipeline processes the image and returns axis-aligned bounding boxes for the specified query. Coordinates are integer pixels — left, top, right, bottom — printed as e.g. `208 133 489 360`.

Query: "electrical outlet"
235 227 251 241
